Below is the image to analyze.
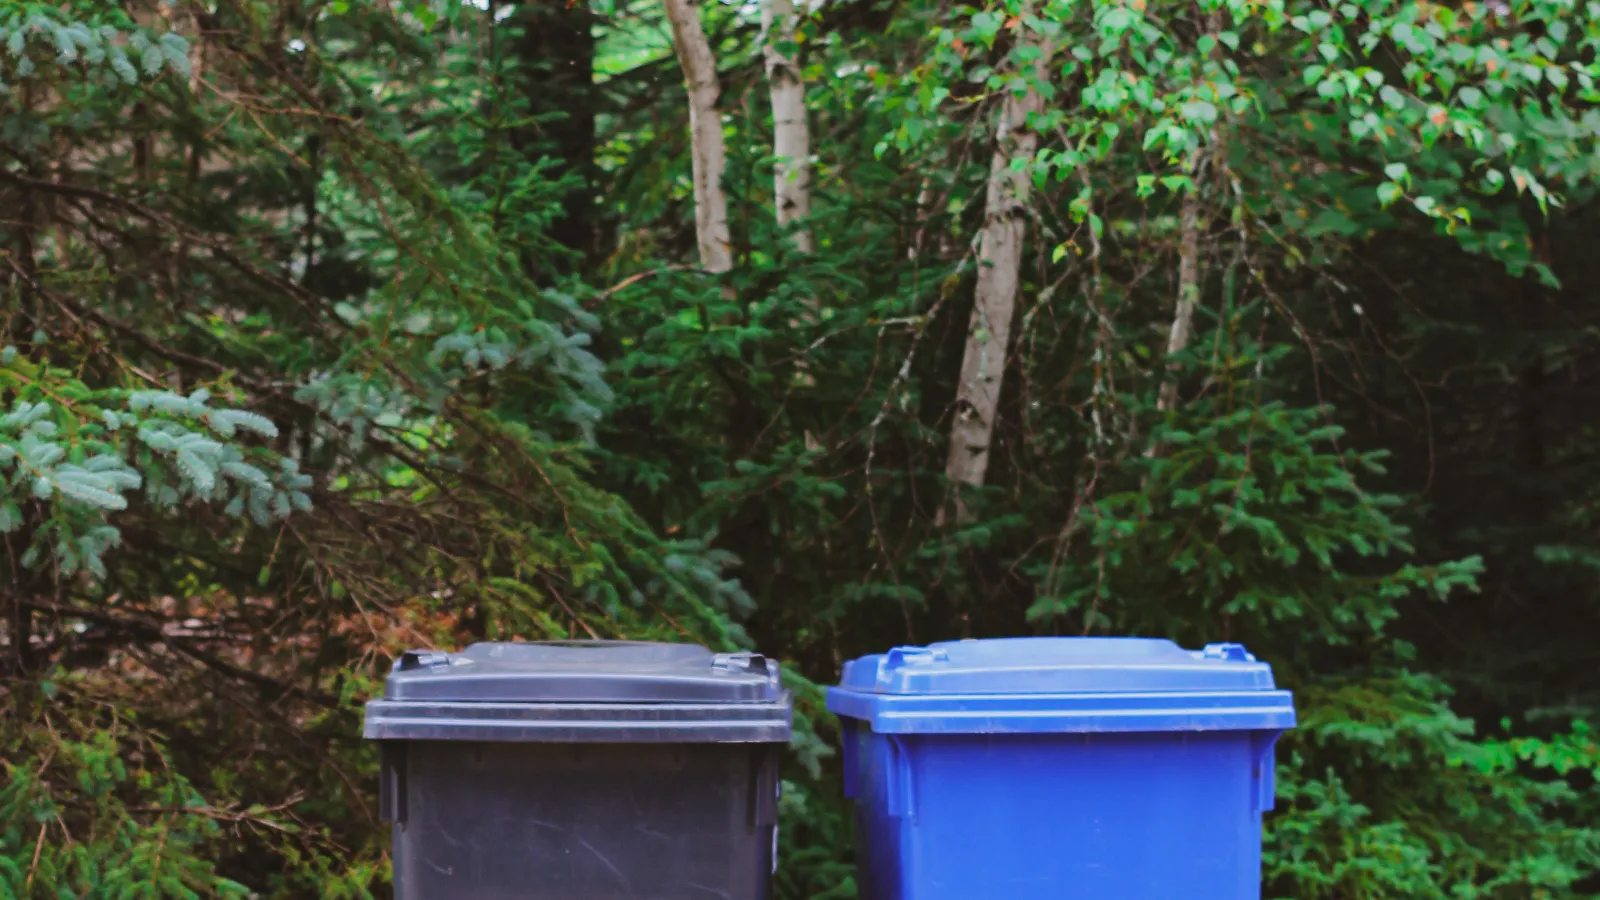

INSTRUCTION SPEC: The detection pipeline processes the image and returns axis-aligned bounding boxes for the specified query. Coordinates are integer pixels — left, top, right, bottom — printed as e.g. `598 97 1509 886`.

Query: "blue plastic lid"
838 637 1273 695
828 637 1294 735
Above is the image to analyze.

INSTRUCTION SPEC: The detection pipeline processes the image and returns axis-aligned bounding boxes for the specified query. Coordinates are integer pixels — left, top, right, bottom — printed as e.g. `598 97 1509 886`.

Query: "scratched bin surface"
364 640 792 900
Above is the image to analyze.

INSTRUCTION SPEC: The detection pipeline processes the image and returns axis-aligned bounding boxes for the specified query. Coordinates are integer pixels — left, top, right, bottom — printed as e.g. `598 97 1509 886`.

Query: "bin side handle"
380 742 408 825
885 735 915 820
1252 731 1281 813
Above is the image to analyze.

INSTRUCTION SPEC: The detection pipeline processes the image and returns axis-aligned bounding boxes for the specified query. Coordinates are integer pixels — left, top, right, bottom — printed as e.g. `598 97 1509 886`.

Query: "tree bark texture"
943 30 1053 521
1156 9 1225 415
762 0 811 254
1156 169 1203 414
664 0 734 273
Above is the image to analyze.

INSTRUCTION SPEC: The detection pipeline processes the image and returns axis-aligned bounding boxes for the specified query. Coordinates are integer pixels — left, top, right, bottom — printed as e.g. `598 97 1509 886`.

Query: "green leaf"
1181 100 1218 124
1377 181 1403 205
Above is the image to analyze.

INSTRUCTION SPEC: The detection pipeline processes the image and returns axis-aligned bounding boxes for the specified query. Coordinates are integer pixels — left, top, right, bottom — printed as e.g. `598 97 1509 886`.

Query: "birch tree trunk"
1155 9 1225 415
762 0 811 254
943 30 1053 522
1156 167 1204 414
663 0 734 273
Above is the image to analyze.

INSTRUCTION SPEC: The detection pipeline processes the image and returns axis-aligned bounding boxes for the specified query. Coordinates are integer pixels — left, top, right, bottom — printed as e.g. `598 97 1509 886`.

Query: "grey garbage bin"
363 640 793 899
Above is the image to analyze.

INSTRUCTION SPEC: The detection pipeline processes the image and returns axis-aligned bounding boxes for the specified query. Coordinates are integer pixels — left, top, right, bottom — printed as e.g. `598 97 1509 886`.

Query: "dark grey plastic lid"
364 641 793 743
382 641 782 704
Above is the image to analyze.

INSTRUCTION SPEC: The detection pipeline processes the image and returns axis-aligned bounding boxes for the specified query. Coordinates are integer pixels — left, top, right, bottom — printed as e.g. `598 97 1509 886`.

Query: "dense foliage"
3 0 1600 895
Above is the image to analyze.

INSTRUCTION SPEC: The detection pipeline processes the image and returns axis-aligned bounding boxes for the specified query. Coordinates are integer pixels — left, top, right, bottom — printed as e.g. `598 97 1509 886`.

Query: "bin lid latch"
712 651 776 681
878 646 949 685
395 650 453 672
1200 643 1256 663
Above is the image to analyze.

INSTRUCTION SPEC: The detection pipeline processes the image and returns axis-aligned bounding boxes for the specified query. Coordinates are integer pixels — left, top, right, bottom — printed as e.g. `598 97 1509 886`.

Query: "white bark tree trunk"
762 0 811 254
1155 10 1225 415
663 0 734 273
1156 171 1203 414
943 30 1054 522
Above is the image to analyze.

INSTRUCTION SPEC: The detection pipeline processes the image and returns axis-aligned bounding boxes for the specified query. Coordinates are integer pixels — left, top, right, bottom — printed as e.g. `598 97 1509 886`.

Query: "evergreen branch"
19 598 337 706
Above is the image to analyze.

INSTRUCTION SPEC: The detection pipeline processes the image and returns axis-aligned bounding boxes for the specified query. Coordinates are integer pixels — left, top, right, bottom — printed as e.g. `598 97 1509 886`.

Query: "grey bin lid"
365 641 793 744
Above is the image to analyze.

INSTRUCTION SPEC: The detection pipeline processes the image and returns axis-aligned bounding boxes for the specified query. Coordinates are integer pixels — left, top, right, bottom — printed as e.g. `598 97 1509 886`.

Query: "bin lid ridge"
828 637 1294 735
383 640 784 704
838 637 1279 696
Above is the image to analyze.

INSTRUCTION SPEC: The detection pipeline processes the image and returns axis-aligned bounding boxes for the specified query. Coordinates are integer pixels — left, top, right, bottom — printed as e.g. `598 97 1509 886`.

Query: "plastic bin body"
387 741 780 899
828 638 1295 900
365 641 791 900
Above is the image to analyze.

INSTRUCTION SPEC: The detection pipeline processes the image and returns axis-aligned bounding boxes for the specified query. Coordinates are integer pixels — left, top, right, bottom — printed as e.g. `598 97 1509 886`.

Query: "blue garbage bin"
827 637 1295 899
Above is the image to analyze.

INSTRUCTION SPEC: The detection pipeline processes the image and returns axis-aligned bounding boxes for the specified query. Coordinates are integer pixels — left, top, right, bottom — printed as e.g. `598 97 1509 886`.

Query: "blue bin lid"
827 637 1295 735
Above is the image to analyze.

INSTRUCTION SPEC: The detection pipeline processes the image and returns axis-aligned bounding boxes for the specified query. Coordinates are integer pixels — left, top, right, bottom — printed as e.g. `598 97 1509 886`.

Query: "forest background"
3 0 1600 894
